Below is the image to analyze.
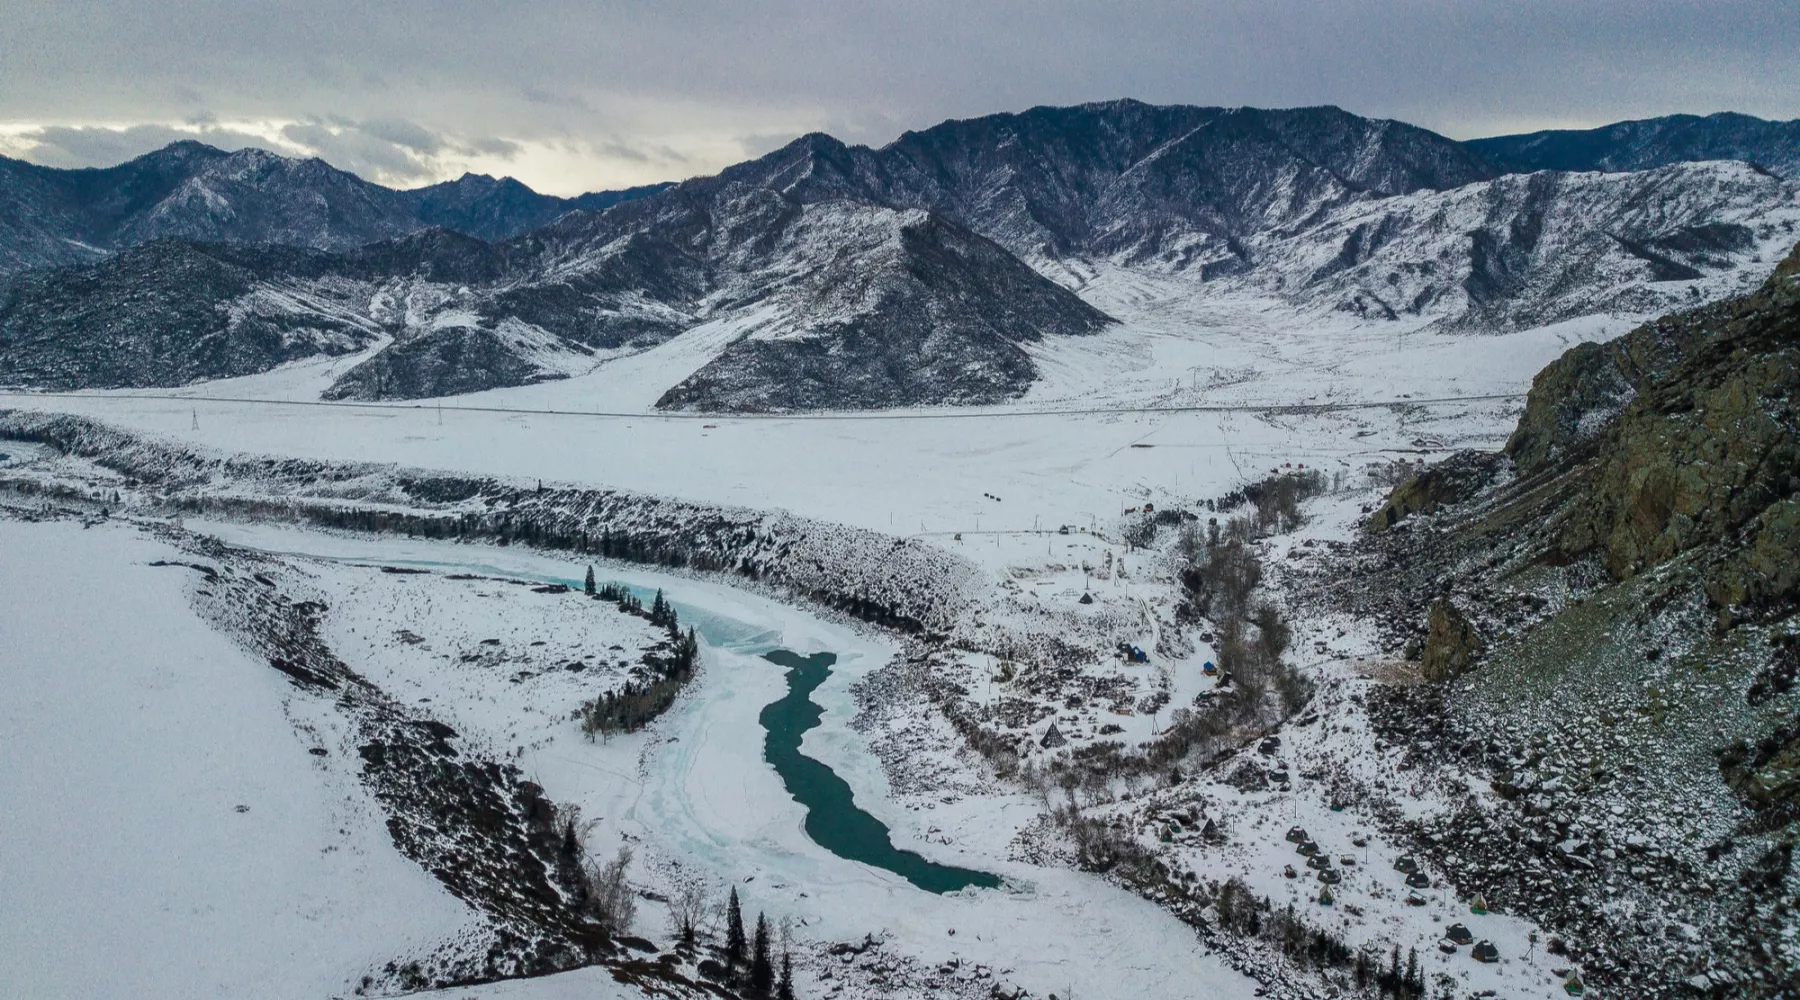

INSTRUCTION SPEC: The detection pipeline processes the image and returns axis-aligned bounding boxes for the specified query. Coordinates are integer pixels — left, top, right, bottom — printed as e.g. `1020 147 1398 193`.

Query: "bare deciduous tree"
666 882 708 945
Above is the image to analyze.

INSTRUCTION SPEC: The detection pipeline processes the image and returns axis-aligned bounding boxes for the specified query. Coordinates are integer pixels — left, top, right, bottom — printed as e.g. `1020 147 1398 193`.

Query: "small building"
1471 940 1499 964
1437 939 1458 955
1469 893 1489 915
1306 854 1331 870
1405 890 1427 906
1316 868 1341 884
1283 864 1297 879
1394 855 1420 874
1445 923 1474 946
1259 735 1281 754
1317 884 1334 906
1040 722 1068 749
1285 825 1310 844
1562 972 1586 996
1297 841 1321 857
1202 661 1219 676
1405 871 1432 889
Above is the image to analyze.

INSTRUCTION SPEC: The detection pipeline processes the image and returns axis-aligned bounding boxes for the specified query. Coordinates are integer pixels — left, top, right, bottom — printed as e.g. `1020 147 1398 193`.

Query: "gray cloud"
23 123 273 168
462 136 522 159
357 116 443 155
2 0 1796 191
279 119 435 181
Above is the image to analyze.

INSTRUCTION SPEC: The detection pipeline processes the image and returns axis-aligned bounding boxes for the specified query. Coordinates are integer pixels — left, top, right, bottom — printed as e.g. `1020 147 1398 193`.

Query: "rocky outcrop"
1552 241 1800 593
1368 451 1506 531
1419 598 1485 681
1320 243 1800 997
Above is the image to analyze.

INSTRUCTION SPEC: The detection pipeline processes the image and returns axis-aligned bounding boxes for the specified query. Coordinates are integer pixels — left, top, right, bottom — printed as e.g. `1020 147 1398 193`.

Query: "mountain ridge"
0 141 671 276
1469 110 1800 180
3 101 1799 411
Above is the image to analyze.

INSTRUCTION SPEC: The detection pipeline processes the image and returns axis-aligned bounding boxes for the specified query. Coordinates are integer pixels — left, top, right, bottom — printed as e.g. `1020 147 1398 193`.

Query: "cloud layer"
2 0 1796 194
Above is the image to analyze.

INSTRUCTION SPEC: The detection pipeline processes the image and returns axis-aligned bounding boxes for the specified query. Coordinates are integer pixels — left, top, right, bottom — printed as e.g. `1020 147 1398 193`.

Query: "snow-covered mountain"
683 101 1502 265
3 101 1799 410
1468 111 1800 180
1212 159 1800 330
0 140 667 275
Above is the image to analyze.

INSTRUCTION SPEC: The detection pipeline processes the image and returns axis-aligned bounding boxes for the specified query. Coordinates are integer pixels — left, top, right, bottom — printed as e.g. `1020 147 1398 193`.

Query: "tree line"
579 577 701 740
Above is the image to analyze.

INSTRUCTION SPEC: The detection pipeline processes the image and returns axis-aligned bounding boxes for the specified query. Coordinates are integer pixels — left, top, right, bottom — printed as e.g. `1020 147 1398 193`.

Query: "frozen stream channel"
190 521 1260 1000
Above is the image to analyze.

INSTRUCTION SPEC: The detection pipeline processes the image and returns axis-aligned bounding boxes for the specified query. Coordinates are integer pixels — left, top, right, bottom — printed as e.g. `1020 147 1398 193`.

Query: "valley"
3 98 1797 1000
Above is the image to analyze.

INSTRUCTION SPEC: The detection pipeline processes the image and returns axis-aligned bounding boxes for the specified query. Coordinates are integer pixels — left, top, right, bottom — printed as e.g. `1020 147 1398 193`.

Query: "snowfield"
0 519 478 999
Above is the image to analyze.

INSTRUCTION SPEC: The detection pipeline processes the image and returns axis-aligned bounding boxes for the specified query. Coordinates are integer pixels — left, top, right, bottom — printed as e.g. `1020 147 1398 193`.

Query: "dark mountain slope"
689 101 1502 261
655 208 1109 410
400 174 673 243
0 142 667 275
0 239 375 389
1469 111 1800 180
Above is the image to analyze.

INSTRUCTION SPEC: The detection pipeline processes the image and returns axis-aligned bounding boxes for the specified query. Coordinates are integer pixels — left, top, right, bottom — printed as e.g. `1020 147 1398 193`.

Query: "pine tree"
585 565 597 596
777 951 794 1000
751 912 773 993
725 887 746 969
1405 947 1421 998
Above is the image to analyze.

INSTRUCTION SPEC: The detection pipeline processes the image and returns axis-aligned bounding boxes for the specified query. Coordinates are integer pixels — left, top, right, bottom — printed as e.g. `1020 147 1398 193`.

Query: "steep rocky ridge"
1312 242 1800 996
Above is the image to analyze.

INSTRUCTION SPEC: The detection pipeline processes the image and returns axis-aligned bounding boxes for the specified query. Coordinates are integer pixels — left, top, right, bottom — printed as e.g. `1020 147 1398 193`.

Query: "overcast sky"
2 0 1795 195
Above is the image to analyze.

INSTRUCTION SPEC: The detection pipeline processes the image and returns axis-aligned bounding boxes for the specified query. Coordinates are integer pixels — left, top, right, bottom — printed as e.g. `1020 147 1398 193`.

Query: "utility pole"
191 408 198 431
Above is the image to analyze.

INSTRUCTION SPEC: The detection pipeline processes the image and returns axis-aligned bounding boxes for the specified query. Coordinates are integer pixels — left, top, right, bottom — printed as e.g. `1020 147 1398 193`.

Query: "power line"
0 389 1526 424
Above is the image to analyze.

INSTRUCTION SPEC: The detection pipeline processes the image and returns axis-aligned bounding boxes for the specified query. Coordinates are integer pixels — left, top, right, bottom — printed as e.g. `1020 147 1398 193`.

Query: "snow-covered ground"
0 290 1638 1000
181 521 1262 1000
0 519 478 999
0 288 1584 553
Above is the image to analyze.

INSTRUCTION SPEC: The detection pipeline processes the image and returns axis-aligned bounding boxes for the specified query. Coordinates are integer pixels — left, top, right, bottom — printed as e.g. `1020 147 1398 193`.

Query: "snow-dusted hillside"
1203 159 1800 331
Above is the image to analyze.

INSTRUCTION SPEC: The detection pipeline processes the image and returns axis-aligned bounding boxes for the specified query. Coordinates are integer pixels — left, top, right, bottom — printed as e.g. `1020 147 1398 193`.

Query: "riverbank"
35 512 1260 1000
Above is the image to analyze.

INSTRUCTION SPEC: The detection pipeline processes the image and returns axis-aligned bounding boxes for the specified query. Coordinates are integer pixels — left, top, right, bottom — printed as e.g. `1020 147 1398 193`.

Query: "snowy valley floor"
0 303 1630 1000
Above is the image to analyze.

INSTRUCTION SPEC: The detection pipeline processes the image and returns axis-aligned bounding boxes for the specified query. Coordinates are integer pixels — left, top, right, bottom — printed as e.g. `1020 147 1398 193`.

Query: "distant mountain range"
2 102 1797 410
1467 111 1800 180
0 140 669 275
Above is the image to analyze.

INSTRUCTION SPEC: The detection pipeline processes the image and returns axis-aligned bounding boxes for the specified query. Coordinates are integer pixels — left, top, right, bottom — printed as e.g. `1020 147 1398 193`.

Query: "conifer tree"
777 951 794 1000
585 565 597 595
725 887 746 969
751 912 773 992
